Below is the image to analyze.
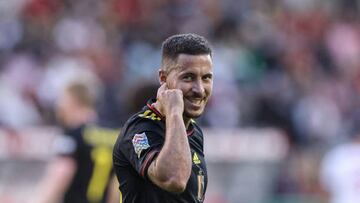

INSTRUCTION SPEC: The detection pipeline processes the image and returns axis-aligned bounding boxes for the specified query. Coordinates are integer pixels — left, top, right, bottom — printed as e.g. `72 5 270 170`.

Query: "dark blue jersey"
113 99 208 203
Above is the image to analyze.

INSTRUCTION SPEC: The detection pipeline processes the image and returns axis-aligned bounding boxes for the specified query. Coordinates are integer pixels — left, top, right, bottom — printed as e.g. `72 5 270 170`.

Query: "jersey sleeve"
119 120 164 179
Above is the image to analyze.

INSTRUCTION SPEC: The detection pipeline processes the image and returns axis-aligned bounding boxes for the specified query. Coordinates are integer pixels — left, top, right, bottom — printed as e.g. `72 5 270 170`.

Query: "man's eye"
183 76 193 81
203 75 212 80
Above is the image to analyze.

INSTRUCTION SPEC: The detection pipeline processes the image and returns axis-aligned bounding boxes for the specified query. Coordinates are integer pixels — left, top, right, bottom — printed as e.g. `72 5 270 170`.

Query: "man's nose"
192 80 205 96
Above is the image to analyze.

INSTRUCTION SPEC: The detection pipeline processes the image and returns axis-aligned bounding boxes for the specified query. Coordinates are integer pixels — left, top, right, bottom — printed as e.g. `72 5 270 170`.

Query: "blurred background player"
30 82 119 203
320 125 360 203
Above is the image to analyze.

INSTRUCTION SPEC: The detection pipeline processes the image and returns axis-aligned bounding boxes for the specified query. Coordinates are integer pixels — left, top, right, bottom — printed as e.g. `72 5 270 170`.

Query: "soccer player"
113 33 213 202
31 82 119 203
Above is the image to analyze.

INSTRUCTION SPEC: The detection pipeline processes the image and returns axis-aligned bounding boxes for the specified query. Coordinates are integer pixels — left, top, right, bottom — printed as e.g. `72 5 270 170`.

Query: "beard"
183 106 205 119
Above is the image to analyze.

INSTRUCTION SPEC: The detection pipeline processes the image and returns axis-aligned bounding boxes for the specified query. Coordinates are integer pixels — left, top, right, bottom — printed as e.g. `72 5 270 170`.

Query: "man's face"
165 54 213 119
56 91 77 127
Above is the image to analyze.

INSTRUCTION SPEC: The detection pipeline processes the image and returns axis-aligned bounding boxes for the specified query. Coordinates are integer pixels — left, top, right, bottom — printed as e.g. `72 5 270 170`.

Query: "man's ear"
158 69 167 85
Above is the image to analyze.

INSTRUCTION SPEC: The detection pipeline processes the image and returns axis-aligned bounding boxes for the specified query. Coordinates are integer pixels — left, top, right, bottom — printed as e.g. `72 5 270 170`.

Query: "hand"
156 83 184 116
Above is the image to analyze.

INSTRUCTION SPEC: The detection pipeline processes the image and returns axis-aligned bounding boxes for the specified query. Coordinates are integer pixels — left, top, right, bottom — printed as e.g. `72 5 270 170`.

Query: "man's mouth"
185 98 204 108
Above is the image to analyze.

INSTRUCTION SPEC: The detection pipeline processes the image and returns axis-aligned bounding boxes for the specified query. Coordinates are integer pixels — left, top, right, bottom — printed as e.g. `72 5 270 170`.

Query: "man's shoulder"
114 108 164 157
61 125 85 142
122 108 164 138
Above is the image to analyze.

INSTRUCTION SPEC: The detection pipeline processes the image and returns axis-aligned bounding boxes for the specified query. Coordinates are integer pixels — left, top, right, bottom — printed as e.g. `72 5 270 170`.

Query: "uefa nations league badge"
132 132 150 158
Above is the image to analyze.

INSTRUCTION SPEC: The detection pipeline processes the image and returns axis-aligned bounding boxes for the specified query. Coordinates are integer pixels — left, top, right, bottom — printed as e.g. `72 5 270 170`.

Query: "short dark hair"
161 33 212 68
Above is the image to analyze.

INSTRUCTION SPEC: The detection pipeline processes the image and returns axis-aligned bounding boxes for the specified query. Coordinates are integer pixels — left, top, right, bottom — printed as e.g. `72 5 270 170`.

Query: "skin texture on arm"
106 174 120 203
147 84 192 193
30 157 77 203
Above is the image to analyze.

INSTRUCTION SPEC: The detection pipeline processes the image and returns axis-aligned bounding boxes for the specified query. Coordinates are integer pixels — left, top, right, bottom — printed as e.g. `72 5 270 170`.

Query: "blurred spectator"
1 0 358 145
320 131 360 203
0 53 42 127
272 146 325 203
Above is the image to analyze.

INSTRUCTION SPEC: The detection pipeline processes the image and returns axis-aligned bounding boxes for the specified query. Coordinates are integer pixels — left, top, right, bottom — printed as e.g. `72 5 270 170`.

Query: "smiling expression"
164 54 213 119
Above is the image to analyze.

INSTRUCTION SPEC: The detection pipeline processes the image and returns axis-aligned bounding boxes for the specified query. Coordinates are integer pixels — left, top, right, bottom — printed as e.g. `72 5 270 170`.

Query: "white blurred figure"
320 132 360 203
0 81 41 127
0 54 42 127
36 55 101 111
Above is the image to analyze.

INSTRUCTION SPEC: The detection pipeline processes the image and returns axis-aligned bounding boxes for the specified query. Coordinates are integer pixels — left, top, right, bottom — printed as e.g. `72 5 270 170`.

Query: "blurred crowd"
2 0 360 144
1 0 360 202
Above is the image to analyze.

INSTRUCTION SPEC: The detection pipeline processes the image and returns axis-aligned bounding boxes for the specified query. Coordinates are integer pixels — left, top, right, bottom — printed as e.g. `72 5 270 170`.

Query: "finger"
158 83 167 92
163 83 168 90
157 83 167 98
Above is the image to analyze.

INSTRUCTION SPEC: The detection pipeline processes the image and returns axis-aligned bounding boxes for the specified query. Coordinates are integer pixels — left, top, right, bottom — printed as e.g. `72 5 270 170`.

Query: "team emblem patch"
132 132 150 158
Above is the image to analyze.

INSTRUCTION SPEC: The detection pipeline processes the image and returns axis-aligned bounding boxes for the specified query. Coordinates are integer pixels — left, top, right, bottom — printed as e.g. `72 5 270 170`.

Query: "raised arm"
147 84 192 193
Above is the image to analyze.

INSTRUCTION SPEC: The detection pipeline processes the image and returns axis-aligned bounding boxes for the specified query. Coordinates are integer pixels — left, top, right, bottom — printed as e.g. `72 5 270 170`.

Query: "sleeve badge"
132 132 150 158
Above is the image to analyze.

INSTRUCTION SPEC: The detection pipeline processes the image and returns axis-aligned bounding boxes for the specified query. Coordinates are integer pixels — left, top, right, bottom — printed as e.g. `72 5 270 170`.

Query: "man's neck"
67 109 97 129
183 117 191 129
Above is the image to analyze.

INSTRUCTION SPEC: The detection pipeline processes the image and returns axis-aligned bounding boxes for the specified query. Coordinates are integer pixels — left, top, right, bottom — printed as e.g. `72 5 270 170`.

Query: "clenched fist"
156 83 184 117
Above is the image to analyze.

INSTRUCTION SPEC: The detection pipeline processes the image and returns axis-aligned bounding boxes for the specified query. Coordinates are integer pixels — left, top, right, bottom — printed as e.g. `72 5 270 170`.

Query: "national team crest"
132 132 150 158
